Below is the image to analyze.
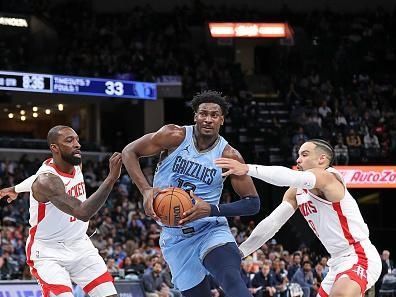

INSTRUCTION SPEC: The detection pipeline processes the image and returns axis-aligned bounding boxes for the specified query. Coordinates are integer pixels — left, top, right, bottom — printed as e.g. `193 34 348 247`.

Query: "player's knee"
219 268 244 290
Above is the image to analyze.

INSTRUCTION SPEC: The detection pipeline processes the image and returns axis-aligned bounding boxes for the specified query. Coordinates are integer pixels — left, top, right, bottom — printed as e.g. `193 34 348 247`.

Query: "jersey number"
307 219 319 237
177 178 196 192
70 216 77 222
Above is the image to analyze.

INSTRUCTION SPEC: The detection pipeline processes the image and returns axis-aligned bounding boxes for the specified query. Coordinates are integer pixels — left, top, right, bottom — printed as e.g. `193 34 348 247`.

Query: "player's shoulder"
34 172 63 190
153 124 186 148
221 144 244 161
307 167 336 178
158 124 186 139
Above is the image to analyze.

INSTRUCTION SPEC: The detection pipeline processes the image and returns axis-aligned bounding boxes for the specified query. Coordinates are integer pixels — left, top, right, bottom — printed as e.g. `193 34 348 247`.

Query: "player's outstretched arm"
32 152 122 222
0 175 37 203
215 158 344 201
239 187 297 258
215 158 317 189
121 124 184 220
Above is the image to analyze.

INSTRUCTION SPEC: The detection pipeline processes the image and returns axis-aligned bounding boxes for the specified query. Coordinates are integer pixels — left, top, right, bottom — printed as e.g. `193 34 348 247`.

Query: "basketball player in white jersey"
0 125 121 297
215 139 381 297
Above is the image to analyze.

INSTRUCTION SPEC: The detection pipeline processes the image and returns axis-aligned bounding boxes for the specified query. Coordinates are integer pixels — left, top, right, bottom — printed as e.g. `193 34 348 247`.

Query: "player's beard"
61 151 82 166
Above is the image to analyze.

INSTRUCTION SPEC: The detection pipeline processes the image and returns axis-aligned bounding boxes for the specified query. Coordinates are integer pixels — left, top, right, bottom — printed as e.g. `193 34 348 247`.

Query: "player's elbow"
121 144 132 159
244 196 260 215
73 209 90 222
122 142 140 161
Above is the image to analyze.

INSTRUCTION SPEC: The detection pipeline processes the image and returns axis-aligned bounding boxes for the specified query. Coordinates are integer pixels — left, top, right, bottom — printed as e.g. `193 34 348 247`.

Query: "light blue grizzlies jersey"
153 125 227 224
154 125 237 291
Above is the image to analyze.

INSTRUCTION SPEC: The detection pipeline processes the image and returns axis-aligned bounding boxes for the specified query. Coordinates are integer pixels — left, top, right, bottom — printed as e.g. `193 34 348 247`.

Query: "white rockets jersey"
28 158 89 242
296 167 370 257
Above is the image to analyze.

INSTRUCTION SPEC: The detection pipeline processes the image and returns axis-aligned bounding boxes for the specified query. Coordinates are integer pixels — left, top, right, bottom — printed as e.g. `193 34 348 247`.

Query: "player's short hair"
308 138 335 166
47 125 70 146
191 90 229 116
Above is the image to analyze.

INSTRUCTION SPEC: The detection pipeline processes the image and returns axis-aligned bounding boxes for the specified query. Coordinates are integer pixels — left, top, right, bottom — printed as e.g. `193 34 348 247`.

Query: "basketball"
153 187 194 226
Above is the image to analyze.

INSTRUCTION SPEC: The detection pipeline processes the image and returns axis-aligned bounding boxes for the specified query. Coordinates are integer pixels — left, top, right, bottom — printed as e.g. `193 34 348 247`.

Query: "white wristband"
239 201 295 257
247 164 316 189
14 175 37 193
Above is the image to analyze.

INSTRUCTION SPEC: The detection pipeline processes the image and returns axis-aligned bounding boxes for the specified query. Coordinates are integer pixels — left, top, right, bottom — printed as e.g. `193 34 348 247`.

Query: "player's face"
52 128 82 166
296 142 321 171
194 103 224 137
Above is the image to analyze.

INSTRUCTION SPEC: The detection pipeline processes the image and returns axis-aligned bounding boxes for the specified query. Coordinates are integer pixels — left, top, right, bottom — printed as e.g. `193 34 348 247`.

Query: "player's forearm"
210 196 260 217
247 165 316 189
80 177 116 220
239 201 295 257
122 147 151 193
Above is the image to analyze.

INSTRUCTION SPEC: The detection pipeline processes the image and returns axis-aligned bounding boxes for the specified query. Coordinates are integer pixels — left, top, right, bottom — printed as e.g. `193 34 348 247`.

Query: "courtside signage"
292 166 396 188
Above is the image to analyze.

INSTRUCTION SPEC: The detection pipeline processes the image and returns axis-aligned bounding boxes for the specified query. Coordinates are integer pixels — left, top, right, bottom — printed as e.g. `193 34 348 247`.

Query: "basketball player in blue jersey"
122 90 261 297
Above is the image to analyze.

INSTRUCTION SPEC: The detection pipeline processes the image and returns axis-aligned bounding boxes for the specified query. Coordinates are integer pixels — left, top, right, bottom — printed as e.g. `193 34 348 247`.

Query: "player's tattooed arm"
32 152 122 222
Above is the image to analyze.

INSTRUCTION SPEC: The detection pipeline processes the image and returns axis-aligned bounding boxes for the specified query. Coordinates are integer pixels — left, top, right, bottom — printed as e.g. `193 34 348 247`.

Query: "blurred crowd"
1 2 396 162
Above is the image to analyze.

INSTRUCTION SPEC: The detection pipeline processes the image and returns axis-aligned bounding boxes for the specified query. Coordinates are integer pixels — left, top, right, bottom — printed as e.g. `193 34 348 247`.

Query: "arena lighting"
58 104 64 111
8 113 13 119
33 112 38 118
21 115 26 121
0 16 28 28
209 22 288 38
32 106 38 112
45 109 51 115
292 166 396 188
20 110 25 115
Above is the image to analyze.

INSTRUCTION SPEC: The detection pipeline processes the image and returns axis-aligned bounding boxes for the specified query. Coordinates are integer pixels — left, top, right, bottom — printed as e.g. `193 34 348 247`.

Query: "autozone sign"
292 166 396 188
335 166 396 188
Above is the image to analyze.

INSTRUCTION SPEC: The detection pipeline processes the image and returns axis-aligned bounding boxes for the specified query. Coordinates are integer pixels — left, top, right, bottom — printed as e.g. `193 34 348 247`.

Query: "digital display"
0 71 157 100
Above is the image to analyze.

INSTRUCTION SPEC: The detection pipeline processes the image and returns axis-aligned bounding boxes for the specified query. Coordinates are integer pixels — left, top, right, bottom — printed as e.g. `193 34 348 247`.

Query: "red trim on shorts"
26 203 73 297
83 271 114 294
333 202 369 293
45 158 76 178
318 286 329 297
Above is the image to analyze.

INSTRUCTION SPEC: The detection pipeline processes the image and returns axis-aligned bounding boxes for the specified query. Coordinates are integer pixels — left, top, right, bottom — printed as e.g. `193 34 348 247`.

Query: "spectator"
287 252 301 279
334 137 349 165
363 130 381 159
291 261 314 297
292 127 309 146
251 263 277 297
272 259 289 297
376 250 394 297
346 128 362 159
106 258 120 276
318 101 332 119
319 256 329 276
142 261 172 297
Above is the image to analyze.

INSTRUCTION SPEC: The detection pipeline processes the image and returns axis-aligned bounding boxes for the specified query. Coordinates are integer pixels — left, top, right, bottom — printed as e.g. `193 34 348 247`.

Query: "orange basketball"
153 187 194 226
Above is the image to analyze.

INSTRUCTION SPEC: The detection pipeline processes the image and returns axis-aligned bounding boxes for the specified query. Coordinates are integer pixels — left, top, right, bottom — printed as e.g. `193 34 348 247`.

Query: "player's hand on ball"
142 187 161 221
107 152 122 183
214 158 249 177
179 191 211 225
0 187 18 203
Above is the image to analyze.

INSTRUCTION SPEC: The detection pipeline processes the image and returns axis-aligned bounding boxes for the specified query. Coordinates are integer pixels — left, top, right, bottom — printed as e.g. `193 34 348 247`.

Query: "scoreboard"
0 71 157 100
